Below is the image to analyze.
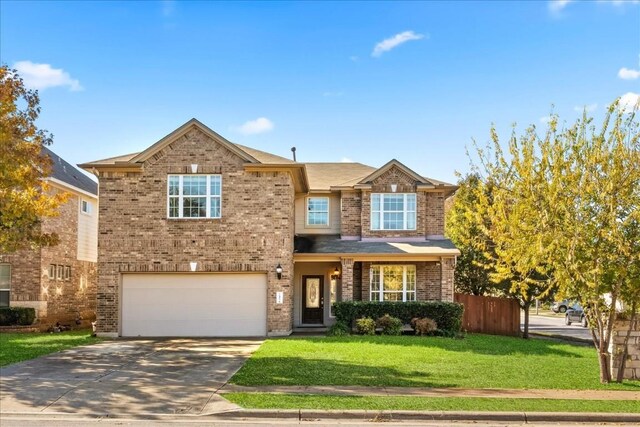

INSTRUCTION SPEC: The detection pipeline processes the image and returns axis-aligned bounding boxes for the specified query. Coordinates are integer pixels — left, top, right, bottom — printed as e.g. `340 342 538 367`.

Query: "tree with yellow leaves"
469 99 639 382
0 65 67 252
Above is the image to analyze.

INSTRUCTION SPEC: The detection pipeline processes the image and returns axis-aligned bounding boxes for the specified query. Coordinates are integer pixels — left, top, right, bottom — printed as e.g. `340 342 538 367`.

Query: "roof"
78 119 455 194
234 143 295 164
303 162 376 191
43 147 98 195
296 235 460 256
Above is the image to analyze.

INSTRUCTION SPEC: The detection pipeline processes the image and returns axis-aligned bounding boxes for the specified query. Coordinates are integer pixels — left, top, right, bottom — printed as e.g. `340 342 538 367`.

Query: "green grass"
0 330 101 366
231 334 639 390
225 393 640 413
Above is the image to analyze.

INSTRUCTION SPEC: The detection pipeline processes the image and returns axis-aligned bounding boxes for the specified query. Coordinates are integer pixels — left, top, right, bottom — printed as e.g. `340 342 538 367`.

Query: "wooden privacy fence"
455 293 521 336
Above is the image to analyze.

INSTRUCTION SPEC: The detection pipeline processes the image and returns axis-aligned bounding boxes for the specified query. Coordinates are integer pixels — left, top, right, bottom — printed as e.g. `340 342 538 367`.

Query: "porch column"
341 258 354 301
441 257 455 302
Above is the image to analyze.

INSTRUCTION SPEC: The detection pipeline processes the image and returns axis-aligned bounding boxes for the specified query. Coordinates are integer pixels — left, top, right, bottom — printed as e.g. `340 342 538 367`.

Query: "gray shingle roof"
44 147 98 195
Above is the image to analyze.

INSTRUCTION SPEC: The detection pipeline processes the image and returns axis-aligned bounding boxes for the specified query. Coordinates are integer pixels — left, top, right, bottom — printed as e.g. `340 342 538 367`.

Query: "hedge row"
0 307 36 326
334 301 464 334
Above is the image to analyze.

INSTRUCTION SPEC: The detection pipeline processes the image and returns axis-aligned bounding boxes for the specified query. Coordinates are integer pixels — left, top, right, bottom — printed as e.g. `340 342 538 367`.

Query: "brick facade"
95 128 295 336
359 261 441 301
340 165 447 240
0 189 97 326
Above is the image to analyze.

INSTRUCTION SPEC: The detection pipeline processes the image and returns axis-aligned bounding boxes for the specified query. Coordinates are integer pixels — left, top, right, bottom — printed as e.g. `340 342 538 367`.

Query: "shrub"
0 307 36 326
327 321 351 336
414 317 438 336
377 314 403 335
334 301 464 335
355 317 376 335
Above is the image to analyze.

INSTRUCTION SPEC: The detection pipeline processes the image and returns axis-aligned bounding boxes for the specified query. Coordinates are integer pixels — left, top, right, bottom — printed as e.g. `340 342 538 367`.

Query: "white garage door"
121 273 267 337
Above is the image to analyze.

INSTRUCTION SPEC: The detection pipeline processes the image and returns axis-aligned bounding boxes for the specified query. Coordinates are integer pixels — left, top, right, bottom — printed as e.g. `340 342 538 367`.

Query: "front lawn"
231 334 639 390
0 330 100 366
225 393 640 413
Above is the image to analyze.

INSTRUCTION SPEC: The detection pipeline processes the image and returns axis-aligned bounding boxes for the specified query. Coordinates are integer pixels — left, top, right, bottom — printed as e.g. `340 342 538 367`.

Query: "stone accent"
340 258 354 301
610 320 640 380
0 189 97 324
95 127 295 336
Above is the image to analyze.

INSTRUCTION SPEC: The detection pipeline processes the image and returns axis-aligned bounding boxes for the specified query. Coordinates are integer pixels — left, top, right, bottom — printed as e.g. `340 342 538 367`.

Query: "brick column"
441 257 455 302
341 258 354 301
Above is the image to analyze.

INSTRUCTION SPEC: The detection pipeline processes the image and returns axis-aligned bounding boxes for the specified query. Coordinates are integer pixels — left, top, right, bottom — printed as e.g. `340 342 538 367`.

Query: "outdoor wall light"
275 263 283 279
332 267 341 278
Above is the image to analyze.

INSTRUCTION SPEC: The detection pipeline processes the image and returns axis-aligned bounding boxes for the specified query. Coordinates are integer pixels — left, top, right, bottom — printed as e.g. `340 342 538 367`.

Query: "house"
0 148 98 325
79 119 459 338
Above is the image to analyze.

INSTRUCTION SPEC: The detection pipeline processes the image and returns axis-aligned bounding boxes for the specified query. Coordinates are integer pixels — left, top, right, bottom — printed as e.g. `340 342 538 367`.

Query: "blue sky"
2 0 639 183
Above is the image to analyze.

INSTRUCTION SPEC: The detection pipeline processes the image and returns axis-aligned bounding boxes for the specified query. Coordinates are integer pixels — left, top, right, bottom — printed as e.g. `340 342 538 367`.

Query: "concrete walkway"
220 384 640 401
0 338 262 416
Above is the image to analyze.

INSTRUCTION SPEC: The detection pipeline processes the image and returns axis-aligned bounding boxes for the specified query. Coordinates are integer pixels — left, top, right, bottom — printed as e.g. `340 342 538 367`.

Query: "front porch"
292 236 459 328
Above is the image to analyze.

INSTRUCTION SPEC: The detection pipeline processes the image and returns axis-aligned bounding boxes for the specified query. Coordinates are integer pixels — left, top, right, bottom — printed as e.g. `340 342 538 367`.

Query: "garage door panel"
121 273 267 337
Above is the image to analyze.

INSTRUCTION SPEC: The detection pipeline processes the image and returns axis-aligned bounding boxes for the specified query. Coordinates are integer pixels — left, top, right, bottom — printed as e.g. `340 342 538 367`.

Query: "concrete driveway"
0 338 262 416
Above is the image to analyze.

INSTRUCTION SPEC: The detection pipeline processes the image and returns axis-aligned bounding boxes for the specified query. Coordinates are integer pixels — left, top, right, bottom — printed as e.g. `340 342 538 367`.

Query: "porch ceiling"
293 235 460 262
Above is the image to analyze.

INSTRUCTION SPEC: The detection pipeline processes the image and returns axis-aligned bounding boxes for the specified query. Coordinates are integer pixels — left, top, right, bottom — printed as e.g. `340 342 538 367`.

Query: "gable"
130 119 259 165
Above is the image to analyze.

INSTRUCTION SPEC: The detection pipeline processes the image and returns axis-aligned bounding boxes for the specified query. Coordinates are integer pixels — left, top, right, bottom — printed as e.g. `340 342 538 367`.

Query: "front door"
302 275 324 324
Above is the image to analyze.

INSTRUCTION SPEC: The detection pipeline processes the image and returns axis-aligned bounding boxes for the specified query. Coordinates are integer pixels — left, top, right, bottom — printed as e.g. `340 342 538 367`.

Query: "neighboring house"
79 119 459 338
0 148 98 325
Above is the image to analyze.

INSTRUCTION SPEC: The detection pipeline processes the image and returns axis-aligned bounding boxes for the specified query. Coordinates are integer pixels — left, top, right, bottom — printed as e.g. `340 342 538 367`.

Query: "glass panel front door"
302 275 323 324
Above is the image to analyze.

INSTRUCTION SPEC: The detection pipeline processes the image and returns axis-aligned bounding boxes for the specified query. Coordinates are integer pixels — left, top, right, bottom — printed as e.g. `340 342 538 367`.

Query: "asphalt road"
523 313 593 341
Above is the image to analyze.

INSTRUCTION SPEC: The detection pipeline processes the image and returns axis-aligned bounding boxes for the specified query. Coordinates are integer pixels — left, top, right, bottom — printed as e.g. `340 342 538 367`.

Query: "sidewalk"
220 384 640 401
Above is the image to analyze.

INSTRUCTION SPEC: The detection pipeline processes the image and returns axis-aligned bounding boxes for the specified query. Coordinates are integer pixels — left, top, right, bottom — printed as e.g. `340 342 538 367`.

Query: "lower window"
370 265 416 302
0 264 10 307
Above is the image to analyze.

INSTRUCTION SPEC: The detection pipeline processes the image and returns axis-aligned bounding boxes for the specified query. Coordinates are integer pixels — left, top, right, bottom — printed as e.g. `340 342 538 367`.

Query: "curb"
529 332 593 345
216 409 640 423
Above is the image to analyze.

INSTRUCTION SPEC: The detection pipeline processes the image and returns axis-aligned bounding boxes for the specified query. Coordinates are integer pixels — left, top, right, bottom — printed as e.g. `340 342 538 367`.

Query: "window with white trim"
370 265 416 302
306 197 329 226
0 264 10 307
371 193 416 230
168 175 221 219
81 200 91 214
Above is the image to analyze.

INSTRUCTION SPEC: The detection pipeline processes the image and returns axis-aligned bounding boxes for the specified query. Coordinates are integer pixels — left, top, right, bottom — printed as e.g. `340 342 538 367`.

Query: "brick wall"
40 191 97 323
0 189 97 323
360 261 441 301
340 191 361 238
425 192 445 237
339 165 446 240
95 127 295 335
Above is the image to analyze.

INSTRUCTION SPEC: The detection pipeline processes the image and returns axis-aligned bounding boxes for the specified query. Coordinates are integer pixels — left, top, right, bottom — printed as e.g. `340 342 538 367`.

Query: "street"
524 313 593 342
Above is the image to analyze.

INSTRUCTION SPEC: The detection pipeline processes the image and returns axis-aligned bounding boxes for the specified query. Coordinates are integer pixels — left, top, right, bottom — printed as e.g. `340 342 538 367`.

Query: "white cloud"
13 61 82 91
234 117 274 135
372 31 426 58
548 0 573 13
619 92 640 113
340 157 354 163
573 103 598 113
618 67 640 80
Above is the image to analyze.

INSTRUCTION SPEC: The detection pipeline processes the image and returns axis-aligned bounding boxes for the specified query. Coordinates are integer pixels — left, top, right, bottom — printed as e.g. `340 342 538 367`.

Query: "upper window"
371 193 416 230
306 197 329 226
81 200 91 214
0 264 11 307
168 175 221 219
370 265 416 302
